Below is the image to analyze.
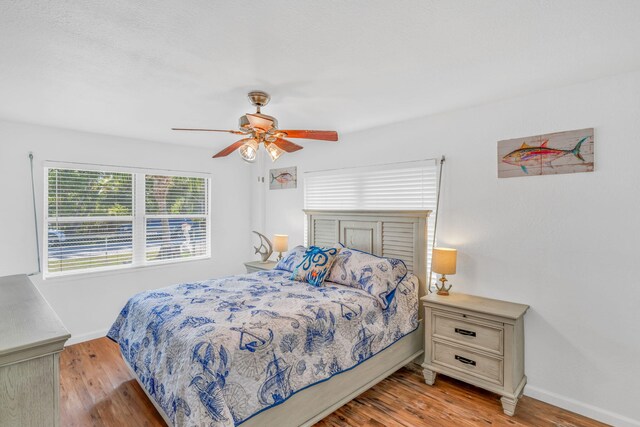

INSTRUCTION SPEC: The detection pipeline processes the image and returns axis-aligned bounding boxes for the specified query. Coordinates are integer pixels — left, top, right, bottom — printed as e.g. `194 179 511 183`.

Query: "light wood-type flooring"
59 338 607 427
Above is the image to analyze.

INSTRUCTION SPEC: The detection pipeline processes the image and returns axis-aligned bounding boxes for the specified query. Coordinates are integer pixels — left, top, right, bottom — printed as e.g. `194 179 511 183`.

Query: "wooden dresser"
0 274 70 427
421 293 529 416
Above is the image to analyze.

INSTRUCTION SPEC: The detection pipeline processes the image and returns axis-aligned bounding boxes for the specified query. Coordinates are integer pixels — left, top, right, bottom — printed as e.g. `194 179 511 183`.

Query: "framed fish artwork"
497 128 594 178
269 166 297 190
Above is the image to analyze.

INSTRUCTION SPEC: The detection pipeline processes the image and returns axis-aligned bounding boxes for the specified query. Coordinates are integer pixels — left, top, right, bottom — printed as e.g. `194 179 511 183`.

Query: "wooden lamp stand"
435 274 452 296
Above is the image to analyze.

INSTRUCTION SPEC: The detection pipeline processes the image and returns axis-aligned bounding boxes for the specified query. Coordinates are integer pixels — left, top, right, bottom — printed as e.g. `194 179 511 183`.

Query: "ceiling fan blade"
272 138 303 153
172 128 247 135
246 114 274 131
212 138 251 158
278 130 338 141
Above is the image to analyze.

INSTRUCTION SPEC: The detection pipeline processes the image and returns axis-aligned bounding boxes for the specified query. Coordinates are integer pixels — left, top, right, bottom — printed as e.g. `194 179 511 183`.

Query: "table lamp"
273 234 289 261
432 247 457 296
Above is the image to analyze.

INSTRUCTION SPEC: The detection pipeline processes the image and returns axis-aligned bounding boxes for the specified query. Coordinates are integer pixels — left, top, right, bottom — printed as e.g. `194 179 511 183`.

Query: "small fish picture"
498 128 594 178
269 166 297 190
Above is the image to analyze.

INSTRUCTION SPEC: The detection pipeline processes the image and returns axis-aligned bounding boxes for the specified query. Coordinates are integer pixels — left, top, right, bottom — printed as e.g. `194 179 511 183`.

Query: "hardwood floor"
60 338 166 426
60 338 607 427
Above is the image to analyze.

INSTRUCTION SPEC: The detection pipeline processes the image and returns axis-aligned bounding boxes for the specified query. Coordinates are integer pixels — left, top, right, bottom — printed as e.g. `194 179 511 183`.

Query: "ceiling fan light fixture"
265 141 284 162
239 138 258 163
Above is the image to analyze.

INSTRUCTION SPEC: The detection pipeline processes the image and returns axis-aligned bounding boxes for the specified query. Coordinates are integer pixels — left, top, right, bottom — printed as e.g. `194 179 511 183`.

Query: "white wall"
258 71 640 426
0 120 253 344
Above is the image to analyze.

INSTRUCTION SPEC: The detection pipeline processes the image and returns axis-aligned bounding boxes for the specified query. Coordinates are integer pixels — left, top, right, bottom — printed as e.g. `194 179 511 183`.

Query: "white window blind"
303 159 438 269
45 164 210 278
144 175 209 262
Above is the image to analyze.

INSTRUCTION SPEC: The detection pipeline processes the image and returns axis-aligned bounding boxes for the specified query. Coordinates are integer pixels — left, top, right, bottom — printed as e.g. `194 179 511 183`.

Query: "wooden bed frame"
127 209 431 427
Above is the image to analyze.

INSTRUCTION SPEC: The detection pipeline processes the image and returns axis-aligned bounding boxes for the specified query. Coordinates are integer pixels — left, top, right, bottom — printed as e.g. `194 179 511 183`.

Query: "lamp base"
276 252 283 262
435 274 452 296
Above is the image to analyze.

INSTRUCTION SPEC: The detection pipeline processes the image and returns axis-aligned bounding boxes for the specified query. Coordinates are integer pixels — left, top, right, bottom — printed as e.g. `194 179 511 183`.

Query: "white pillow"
328 247 407 309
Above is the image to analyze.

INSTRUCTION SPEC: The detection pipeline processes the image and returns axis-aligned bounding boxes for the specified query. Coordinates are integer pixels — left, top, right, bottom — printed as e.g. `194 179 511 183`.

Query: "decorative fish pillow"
274 245 307 272
290 245 342 287
328 247 407 309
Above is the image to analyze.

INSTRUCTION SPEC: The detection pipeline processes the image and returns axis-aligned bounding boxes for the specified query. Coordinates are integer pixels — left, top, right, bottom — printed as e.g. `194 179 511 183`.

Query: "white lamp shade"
265 142 284 162
432 247 457 275
239 139 258 162
273 234 289 253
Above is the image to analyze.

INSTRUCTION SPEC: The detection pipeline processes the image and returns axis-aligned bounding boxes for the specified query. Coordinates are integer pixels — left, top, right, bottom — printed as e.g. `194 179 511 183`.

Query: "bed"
108 209 431 426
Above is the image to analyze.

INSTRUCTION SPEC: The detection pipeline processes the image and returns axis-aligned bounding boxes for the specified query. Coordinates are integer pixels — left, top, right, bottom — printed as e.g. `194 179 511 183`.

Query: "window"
45 163 210 278
303 159 438 270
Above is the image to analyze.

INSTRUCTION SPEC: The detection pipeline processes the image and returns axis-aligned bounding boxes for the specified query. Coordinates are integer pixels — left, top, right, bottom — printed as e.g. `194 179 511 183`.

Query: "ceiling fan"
172 91 338 162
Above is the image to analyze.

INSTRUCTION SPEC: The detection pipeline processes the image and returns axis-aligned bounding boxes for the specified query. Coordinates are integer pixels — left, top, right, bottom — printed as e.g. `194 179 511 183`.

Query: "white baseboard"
525 385 640 427
65 328 109 346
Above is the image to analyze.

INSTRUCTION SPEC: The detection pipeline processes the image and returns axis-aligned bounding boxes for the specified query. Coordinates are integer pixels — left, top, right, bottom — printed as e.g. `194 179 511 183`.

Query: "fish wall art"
498 128 594 178
269 166 297 190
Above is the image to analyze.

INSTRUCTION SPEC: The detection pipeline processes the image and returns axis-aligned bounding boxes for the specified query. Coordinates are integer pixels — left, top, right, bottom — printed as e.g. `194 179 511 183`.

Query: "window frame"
43 162 212 279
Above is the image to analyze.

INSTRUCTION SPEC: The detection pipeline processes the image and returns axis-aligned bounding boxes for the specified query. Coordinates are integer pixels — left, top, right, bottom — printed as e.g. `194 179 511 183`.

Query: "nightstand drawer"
245 265 265 273
433 341 504 385
244 260 277 273
433 312 503 355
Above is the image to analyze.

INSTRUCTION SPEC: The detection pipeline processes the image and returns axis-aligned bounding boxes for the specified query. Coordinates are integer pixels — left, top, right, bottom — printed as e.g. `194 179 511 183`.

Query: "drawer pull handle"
455 355 476 366
455 328 476 337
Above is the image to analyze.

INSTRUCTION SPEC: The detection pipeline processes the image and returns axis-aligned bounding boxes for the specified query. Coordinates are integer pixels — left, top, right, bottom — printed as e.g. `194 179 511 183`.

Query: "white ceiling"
1 1 640 149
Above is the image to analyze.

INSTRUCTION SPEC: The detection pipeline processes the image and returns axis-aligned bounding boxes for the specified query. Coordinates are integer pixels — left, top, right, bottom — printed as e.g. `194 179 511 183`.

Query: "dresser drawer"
433 340 504 385
432 311 504 355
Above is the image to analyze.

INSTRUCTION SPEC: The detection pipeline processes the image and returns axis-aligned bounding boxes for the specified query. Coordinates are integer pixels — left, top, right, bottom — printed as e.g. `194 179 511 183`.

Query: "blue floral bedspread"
107 269 419 426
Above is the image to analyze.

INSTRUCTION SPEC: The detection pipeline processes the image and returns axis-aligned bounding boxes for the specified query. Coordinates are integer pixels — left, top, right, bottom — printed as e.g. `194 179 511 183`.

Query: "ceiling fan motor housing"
238 113 278 132
240 91 276 131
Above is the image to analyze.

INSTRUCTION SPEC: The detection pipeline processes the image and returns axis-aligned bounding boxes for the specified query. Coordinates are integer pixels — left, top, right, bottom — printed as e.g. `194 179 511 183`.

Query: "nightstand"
244 260 277 273
421 293 529 416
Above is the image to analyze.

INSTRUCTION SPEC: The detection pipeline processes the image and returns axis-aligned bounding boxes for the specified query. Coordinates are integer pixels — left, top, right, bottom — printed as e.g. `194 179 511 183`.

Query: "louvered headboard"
304 209 431 298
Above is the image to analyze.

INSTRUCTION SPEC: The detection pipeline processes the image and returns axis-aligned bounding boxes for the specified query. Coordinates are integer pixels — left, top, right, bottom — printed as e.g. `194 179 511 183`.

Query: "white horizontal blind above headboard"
304 160 437 210
304 159 438 268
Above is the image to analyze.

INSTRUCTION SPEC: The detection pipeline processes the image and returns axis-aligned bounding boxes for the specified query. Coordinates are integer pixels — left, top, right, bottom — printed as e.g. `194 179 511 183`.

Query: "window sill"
40 255 212 282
